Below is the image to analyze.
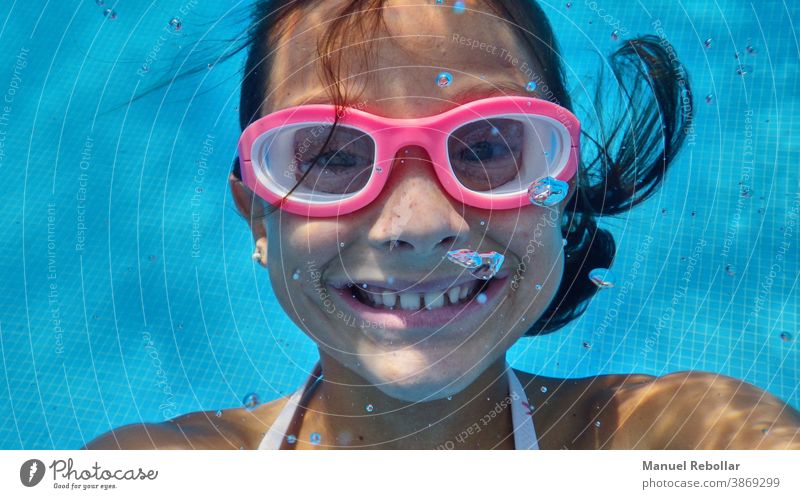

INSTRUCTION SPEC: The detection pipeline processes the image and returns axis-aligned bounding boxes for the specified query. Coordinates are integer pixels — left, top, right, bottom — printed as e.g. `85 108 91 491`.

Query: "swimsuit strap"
258 361 539 450
257 362 323 450
507 362 540 450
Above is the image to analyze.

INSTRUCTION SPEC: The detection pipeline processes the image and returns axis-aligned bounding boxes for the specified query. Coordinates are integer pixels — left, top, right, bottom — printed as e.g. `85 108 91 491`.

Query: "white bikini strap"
258 363 321 450
507 363 540 450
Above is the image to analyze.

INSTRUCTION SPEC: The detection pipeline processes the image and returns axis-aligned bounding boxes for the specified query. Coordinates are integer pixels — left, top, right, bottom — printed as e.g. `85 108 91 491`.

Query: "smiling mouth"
341 279 492 311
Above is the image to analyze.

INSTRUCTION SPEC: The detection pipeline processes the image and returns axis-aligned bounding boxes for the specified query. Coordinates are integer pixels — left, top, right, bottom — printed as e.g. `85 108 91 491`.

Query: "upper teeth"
356 282 479 311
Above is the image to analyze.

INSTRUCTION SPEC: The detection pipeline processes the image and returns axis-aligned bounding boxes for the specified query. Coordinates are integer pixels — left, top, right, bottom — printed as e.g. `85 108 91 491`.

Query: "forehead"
265 0 543 118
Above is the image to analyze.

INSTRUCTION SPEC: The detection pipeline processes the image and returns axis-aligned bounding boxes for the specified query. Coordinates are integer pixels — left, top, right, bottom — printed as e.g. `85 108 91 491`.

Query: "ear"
229 172 268 267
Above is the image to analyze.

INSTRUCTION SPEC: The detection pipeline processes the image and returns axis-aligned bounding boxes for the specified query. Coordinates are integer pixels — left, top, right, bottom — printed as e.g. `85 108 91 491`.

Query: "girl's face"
256 0 573 401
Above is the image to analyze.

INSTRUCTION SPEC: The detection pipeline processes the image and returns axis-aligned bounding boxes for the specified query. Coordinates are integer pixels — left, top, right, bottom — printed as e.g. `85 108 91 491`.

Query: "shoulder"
580 370 800 449
82 396 291 450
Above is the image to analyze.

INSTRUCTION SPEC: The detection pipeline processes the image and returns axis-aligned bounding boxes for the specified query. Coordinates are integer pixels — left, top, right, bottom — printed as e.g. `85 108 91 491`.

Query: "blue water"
0 1 797 449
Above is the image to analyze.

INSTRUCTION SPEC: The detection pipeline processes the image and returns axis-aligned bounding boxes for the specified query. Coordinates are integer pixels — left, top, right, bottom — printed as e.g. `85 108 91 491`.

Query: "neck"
298 352 517 449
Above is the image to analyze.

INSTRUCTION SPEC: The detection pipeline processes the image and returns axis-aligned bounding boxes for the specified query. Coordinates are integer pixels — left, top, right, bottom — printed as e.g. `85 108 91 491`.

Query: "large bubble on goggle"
446 249 505 280
527 177 569 207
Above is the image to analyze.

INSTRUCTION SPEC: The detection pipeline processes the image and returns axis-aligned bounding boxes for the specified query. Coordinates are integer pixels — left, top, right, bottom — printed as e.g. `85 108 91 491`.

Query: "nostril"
387 239 412 251
439 236 458 247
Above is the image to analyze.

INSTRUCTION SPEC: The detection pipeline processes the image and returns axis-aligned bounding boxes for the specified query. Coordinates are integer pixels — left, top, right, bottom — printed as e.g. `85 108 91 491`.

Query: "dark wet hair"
225 0 692 336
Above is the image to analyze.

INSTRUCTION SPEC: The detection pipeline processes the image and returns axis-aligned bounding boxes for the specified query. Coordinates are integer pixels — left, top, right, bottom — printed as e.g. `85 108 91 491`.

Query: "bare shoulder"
578 370 800 449
82 396 291 450
513 369 655 449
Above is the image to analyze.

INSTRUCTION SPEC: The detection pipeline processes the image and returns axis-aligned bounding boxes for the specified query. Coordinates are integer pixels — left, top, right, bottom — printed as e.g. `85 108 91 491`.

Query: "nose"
366 146 470 256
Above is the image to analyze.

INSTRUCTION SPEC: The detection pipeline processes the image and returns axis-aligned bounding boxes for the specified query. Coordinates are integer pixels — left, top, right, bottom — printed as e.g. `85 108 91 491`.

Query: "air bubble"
476 293 487 304
611 30 619 41
540 386 548 393
310 432 322 445
243 392 260 410
215 410 223 417
594 420 601 427
447 395 453 400
339 242 345 247
446 249 504 280
725 265 736 277
588 268 615 288
436 72 453 88
736 64 752 76
780 332 793 343
528 177 569 207
746 44 757 55
705 94 713 104
566 2 572 8
526 81 537 92
535 284 542 290
583 341 592 349
292 269 301 280
704 38 712 48
168 17 182 31
287 434 297 444
103 8 117 20
366 404 374 412
453 1 466 14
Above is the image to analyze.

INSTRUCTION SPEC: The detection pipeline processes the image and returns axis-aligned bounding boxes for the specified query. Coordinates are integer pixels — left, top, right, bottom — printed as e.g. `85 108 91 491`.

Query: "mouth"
325 272 509 337
343 278 490 311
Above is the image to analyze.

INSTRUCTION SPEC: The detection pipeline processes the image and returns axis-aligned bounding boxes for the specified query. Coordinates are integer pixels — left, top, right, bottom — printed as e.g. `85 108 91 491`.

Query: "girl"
87 0 800 450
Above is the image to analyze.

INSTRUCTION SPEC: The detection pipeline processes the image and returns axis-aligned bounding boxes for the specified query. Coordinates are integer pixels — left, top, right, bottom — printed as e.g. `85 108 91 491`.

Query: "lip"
327 274 510 344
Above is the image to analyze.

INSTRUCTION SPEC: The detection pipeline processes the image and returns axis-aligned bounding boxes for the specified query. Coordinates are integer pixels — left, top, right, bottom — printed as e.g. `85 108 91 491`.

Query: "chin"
356 355 485 403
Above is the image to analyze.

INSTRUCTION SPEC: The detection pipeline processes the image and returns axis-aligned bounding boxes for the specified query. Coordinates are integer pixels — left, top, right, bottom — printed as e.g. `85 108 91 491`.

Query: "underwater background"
0 0 797 449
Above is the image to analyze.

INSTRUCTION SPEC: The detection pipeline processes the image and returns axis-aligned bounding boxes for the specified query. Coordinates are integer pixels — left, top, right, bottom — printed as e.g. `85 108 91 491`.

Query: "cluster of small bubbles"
540 386 547 393
476 292 488 304
528 177 569 207
446 249 504 280
310 432 322 445
366 404 374 412
292 269 301 280
168 17 182 31
436 72 453 88
243 392 260 410
780 332 793 343
705 94 713 104
583 341 591 350
704 38 712 48
453 1 466 14
215 410 223 417
588 268 615 288
103 8 117 20
286 434 297 444
725 264 736 277
525 81 537 92
594 420 601 427
611 30 619 41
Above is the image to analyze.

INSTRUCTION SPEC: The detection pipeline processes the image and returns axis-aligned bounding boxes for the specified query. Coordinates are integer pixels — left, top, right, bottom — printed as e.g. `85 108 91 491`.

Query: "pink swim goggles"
237 95 580 217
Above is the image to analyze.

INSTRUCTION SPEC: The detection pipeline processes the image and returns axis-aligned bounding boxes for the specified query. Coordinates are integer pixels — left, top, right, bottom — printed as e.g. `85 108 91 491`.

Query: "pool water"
0 1 797 449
